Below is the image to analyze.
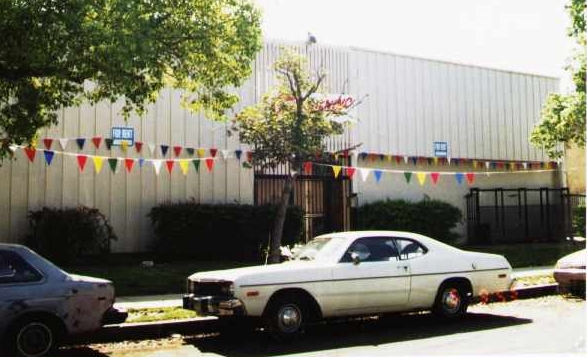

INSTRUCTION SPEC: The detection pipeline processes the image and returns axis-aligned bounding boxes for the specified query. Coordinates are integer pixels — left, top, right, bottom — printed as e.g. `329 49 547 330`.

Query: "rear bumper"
102 306 128 325
183 294 245 316
554 269 586 294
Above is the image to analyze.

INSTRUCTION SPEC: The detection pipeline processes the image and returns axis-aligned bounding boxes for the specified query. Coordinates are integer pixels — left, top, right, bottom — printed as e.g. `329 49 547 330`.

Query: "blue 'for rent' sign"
112 127 134 146
433 141 448 157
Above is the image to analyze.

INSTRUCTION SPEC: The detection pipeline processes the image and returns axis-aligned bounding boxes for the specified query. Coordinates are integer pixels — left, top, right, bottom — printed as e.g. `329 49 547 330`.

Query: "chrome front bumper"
182 294 245 316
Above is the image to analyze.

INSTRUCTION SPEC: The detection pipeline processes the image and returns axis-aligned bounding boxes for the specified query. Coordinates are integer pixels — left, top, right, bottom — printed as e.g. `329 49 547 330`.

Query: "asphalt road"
61 295 585 357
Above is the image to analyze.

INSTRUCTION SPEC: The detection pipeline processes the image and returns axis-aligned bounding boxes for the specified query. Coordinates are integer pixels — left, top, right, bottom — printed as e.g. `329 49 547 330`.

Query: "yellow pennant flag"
416 172 426 186
197 148 206 158
472 160 478 169
121 141 128 152
433 157 439 165
332 165 342 178
93 156 104 173
179 160 189 175
510 162 516 170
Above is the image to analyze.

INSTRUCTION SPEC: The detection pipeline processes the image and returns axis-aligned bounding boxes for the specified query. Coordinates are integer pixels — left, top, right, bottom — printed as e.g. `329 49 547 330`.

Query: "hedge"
148 202 303 261
357 198 462 243
573 205 586 237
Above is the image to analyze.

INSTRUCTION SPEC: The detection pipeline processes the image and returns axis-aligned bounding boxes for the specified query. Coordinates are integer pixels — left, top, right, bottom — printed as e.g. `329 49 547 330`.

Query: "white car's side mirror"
351 252 361 265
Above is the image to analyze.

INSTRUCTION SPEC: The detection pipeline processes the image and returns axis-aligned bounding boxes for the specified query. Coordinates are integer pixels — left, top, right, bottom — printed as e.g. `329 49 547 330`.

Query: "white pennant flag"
58 138 69 150
152 159 162 175
485 161 491 170
221 150 230 160
148 143 156 156
8 144 18 152
359 168 371 182
522 162 528 170
447 157 452 165
403 156 409 164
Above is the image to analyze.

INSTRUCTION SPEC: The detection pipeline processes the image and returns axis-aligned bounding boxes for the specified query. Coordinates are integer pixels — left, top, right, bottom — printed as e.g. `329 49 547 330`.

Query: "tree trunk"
269 174 295 264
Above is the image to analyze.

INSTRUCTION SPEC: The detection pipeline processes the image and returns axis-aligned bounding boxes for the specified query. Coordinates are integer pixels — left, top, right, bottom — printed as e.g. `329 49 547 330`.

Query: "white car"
0 244 127 357
183 231 512 340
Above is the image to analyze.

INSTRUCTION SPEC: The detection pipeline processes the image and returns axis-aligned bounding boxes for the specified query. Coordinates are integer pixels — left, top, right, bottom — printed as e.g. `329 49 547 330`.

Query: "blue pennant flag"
455 172 464 185
138 158 145 167
410 157 418 165
374 170 383 183
235 149 242 160
359 152 368 161
76 138 86 150
43 150 55 165
160 145 169 156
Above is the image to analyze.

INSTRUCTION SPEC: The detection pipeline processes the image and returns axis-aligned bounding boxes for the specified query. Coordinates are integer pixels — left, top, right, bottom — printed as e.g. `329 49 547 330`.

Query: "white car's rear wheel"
433 283 469 318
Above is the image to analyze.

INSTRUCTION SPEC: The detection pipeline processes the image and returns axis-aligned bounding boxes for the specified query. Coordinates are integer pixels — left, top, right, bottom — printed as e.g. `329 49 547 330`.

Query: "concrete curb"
86 284 560 343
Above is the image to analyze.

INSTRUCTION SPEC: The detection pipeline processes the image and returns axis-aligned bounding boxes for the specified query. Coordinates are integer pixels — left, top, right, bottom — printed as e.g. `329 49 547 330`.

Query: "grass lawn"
65 260 251 297
126 307 198 323
464 242 584 268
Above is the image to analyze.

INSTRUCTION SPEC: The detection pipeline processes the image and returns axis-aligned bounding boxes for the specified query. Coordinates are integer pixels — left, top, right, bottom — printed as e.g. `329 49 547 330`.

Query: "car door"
327 237 410 315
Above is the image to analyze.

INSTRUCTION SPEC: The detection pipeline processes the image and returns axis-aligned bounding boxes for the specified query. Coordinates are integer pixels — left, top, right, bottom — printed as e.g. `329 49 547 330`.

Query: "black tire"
5 316 61 357
433 282 469 319
264 295 307 341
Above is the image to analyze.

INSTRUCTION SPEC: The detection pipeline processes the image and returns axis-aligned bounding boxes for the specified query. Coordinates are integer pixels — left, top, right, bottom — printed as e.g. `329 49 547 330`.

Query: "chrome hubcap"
442 288 461 314
277 304 302 333
17 322 52 357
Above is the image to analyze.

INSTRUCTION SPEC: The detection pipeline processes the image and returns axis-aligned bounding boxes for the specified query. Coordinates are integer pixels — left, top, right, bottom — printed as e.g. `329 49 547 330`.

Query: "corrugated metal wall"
0 42 559 250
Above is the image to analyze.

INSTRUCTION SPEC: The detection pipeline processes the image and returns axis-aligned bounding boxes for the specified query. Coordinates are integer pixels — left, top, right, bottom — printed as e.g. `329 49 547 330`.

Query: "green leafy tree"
530 0 586 158
233 49 354 263
0 0 262 156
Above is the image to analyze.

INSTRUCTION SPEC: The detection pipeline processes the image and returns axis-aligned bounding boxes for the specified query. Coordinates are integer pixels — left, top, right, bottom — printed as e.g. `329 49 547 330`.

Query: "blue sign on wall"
433 141 448 157
111 127 134 146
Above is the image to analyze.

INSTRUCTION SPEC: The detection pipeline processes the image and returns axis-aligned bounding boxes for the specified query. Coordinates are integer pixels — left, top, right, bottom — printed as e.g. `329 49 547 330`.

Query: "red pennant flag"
77 155 88 172
124 158 135 173
173 146 182 157
91 137 102 149
24 147 36 162
205 158 214 172
135 141 143 153
466 172 476 184
394 155 402 164
303 161 312 175
246 151 253 162
345 167 356 179
210 148 218 157
343 150 349 158
431 172 440 184
43 139 53 150
165 160 174 173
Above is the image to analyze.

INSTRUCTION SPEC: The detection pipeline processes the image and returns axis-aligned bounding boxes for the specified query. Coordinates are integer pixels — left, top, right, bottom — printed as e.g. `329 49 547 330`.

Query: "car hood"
188 260 332 286
557 249 587 268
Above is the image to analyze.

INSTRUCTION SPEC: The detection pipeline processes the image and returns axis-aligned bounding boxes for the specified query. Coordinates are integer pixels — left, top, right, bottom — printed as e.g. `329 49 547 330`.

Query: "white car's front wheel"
264 296 307 341
6 316 62 357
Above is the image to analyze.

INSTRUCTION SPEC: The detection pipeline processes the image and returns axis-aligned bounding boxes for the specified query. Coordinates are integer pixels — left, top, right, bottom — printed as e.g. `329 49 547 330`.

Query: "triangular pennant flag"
76 155 88 172
92 137 102 149
510 162 516 170
404 172 412 183
121 141 128 152
186 148 195 156
332 165 342 178
148 143 156 155
205 158 214 172
447 157 452 165
373 170 383 183
105 138 113 150
359 168 370 182
43 150 54 165
394 156 402 164
152 160 162 175
92 156 104 173
24 147 36 162
466 172 476 185
433 157 439 165
345 167 356 179
8 145 17 153
427 157 433 165
455 172 464 185
404 156 409 164
235 149 242 160
379 154 385 161
431 172 440 184
485 161 491 170
416 172 426 186
124 158 135 173
165 160 174 173
210 148 218 157
359 152 368 161
192 160 200 173
139 158 145 167
76 138 86 150
179 160 189 175
369 153 378 162
221 150 229 160
161 145 169 156
246 151 253 162
196 148 206 158
523 162 528 170
59 138 69 150
411 157 418 165
303 161 312 175
453 158 460 166
472 160 478 169
43 138 53 150
173 146 182 157
108 158 118 173
135 141 143 153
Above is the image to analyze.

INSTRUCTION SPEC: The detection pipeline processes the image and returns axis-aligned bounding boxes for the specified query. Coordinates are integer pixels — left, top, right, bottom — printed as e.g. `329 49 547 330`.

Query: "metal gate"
465 188 573 244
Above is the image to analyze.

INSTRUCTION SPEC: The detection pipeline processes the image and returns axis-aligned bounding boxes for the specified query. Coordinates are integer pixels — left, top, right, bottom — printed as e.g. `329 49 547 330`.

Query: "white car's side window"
340 237 400 263
0 250 43 284
394 238 427 260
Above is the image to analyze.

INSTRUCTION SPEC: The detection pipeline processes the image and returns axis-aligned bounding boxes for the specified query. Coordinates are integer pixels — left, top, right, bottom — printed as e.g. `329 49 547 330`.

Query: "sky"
255 0 574 82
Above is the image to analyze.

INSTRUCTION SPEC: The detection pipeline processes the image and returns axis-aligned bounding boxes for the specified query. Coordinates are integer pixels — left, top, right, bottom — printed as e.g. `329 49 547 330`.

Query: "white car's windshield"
292 237 344 261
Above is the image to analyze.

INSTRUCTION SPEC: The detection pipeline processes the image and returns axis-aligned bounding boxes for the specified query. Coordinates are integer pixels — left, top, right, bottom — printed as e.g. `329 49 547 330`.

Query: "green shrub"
357 198 462 242
25 206 117 265
573 205 586 237
148 202 303 261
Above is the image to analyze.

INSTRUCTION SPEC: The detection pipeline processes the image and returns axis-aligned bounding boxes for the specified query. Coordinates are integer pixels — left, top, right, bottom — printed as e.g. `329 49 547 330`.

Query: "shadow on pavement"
56 346 110 357
186 312 533 357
